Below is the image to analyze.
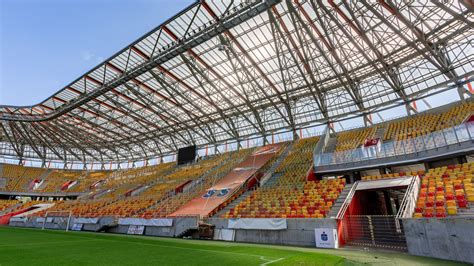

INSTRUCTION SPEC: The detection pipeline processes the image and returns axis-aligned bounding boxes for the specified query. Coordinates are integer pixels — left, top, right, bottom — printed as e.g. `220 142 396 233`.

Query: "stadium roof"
1 0 473 166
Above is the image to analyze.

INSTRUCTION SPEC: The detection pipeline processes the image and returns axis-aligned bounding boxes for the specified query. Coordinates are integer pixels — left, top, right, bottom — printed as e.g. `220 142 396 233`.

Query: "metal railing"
395 176 420 232
336 182 358 219
342 215 407 250
396 176 420 220
315 122 474 167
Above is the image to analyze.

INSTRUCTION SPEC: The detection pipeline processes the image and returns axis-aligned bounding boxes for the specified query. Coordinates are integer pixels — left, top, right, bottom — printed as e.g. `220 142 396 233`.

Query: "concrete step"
458 208 474 217
214 190 254 218
374 126 386 139
261 143 295 188
327 183 353 218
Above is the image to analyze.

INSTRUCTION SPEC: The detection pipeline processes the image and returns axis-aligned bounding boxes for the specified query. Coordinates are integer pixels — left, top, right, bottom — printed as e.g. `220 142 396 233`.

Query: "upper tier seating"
335 127 377 152
224 137 346 219
384 102 474 141
67 171 111 193
0 165 48 192
414 162 474 218
436 102 474 131
37 170 82 193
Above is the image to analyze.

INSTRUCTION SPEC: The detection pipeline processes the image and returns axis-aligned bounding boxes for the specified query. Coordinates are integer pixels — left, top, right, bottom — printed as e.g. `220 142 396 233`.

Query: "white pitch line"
260 257 285 265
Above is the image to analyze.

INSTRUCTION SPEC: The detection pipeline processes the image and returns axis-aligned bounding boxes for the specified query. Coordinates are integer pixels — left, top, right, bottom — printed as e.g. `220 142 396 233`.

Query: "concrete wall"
106 217 198 237
9 216 198 238
403 217 474 264
208 218 337 247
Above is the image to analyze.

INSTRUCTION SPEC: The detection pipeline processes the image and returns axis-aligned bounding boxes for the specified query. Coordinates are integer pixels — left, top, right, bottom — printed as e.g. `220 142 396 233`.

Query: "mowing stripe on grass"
97 237 285 264
0 239 100 248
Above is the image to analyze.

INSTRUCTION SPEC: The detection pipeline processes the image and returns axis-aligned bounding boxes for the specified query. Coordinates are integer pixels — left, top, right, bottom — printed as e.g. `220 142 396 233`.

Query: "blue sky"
0 0 192 105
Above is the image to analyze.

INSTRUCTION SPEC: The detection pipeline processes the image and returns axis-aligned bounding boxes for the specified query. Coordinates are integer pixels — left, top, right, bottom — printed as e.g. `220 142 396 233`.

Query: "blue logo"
321 232 328 241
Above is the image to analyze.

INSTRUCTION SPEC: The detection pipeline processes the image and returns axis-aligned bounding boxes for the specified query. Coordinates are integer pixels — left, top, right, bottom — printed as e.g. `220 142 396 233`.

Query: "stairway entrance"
341 215 407 250
339 180 412 250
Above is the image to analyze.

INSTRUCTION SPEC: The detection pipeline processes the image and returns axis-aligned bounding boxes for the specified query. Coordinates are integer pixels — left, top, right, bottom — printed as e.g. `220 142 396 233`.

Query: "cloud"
80 50 95 61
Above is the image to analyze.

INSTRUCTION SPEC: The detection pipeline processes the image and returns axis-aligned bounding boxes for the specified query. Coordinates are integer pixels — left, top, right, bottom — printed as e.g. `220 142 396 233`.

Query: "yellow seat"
447 206 457 215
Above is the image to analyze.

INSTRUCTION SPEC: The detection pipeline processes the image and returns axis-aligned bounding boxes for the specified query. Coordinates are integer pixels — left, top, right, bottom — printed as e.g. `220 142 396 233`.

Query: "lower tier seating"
0 199 20 213
362 170 425 181
224 179 345 218
414 162 474 218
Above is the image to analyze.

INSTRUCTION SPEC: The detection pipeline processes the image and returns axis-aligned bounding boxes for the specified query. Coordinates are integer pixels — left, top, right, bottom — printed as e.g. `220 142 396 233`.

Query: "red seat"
456 195 466 201
435 212 446 218
458 199 468 208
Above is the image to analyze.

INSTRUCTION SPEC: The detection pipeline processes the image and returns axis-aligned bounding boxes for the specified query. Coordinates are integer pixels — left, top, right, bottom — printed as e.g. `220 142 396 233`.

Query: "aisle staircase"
323 137 338 153
213 190 254 218
326 183 353 218
374 126 386 140
259 143 294 187
29 169 52 191
213 143 294 218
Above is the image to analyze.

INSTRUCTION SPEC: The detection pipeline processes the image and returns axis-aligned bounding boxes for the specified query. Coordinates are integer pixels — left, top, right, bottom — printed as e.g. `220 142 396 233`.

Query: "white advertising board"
314 228 338 249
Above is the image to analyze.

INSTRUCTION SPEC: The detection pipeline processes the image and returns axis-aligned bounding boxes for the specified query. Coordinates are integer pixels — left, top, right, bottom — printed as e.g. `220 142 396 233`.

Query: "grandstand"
0 0 473 265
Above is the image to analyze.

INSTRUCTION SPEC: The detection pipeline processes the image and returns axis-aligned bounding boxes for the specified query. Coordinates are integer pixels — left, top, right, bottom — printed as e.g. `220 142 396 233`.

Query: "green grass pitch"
0 227 467 265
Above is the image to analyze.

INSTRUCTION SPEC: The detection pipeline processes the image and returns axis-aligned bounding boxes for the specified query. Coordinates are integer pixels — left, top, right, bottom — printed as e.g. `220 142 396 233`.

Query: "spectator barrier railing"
314 122 474 167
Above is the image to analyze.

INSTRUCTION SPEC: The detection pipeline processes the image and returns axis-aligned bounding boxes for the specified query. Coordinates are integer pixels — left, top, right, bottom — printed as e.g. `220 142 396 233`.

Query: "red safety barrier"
175 180 192 194
0 207 35 225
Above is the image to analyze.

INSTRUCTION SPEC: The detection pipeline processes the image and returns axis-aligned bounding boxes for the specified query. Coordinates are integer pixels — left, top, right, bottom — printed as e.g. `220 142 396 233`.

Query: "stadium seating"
414 162 474 218
31 149 253 218
37 170 82 192
138 148 254 218
224 179 344 218
0 199 20 213
94 162 175 199
384 102 474 141
35 199 113 218
362 170 425 181
335 127 377 152
0 165 48 192
223 137 346 219
67 171 111 193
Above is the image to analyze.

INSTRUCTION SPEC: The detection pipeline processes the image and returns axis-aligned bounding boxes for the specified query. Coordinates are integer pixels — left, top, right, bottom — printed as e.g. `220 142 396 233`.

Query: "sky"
0 0 192 106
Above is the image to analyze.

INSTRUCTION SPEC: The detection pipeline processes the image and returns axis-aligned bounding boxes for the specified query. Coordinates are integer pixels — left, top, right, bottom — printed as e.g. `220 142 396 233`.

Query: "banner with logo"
314 228 338 249
71 223 83 231
127 225 145 235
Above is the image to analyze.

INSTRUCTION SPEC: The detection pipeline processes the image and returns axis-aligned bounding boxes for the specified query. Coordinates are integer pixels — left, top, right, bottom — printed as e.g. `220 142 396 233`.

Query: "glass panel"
314 123 474 166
